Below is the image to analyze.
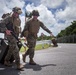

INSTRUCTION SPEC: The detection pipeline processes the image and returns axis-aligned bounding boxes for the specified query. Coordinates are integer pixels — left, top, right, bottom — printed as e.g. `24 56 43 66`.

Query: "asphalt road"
0 43 76 75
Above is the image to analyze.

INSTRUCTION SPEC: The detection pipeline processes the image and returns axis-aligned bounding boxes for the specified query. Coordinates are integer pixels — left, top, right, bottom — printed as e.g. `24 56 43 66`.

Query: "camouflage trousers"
5 35 20 64
25 35 36 59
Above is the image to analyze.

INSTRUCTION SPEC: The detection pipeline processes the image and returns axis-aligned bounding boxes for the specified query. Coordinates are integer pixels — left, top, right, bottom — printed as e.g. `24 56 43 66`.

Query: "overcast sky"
0 0 76 37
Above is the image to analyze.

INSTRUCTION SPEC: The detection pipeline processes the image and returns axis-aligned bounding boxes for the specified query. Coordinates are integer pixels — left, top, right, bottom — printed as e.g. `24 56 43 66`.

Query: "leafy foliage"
57 21 76 37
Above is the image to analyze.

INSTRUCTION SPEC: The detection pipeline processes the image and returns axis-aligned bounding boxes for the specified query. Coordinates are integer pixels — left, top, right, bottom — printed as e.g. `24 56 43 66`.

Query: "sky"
0 0 76 37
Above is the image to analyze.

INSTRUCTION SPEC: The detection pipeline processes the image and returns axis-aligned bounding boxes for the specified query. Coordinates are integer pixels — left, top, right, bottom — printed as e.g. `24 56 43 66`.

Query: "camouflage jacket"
0 14 21 36
21 18 51 38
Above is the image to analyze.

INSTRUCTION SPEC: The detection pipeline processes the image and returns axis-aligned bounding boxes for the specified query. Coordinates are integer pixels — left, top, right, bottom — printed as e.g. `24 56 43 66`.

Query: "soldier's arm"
40 21 52 34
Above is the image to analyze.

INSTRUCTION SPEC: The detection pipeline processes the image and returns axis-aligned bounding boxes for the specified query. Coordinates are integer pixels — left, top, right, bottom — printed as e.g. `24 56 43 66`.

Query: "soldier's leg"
22 45 30 63
4 36 14 66
22 37 36 64
13 45 23 69
5 36 24 70
12 39 24 70
28 38 36 65
4 45 13 66
22 36 32 62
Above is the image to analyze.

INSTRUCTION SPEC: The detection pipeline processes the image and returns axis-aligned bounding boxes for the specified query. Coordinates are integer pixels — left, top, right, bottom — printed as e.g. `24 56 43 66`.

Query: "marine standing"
21 10 54 65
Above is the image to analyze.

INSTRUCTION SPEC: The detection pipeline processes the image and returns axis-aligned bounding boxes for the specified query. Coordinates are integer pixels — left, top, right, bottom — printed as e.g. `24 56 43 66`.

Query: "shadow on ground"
0 64 21 75
24 63 56 71
0 63 56 75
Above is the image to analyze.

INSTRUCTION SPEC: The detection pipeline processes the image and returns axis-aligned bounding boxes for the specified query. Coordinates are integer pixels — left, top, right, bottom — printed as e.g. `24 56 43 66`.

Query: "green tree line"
57 21 76 38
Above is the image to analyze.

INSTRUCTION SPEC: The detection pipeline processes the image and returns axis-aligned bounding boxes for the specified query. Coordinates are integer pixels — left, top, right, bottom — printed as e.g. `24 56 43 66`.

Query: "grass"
20 43 51 52
35 44 51 50
20 46 27 52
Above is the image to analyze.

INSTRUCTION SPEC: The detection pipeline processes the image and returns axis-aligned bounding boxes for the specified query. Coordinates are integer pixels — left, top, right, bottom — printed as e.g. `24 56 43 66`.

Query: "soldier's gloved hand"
5 30 12 35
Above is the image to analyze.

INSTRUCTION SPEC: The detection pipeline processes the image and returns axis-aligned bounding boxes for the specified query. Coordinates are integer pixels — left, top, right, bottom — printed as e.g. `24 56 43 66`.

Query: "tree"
57 21 76 37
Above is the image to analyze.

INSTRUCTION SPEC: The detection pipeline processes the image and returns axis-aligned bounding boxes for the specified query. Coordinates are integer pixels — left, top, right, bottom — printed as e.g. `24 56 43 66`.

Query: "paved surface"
0 43 76 75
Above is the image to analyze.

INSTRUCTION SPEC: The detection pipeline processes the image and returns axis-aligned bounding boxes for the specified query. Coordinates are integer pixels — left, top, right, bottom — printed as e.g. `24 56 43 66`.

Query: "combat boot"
29 58 36 65
4 60 12 66
22 54 26 63
16 63 24 70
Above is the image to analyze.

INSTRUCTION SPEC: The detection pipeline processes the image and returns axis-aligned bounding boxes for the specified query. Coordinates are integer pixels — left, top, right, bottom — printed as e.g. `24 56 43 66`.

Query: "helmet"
12 7 22 14
32 10 39 16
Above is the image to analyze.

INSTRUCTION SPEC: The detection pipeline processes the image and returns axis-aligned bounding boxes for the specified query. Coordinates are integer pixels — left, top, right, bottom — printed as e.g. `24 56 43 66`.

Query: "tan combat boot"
16 63 24 70
4 60 12 66
29 58 36 65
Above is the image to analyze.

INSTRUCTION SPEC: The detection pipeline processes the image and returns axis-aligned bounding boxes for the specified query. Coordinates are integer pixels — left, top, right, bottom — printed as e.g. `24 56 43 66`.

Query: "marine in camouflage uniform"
21 10 52 65
1 7 23 70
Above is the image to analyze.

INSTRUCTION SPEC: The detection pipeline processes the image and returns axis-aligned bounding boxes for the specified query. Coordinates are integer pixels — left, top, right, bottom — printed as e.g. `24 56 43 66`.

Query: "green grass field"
20 43 51 52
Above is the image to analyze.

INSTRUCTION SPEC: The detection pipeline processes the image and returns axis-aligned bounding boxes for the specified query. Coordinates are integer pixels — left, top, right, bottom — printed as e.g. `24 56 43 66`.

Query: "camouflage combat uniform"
0 10 21 66
22 18 52 59
22 10 57 65
5 15 21 65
